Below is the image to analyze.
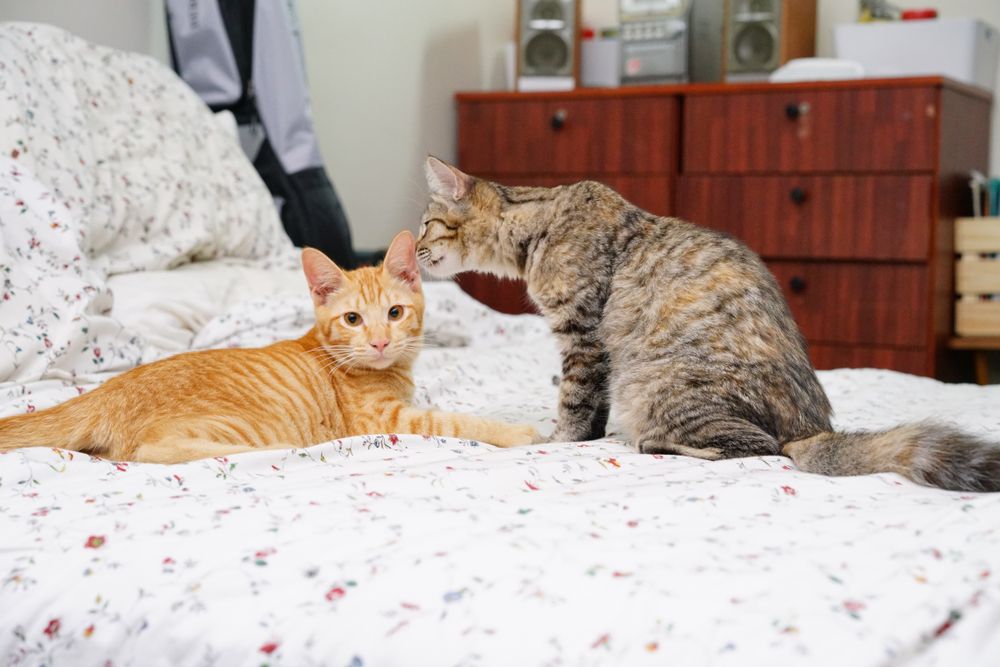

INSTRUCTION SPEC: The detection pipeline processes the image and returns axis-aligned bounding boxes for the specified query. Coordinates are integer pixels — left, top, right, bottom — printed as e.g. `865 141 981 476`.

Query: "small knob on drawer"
789 276 807 294
789 186 807 205
550 109 567 130
785 102 810 120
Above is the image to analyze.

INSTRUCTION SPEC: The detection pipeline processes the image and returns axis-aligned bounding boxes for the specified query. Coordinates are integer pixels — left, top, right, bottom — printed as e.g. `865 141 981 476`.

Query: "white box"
834 18 999 91
581 38 620 88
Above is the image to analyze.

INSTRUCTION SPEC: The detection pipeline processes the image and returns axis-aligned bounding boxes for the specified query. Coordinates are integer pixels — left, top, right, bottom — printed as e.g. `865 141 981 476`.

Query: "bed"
3 22 1000 667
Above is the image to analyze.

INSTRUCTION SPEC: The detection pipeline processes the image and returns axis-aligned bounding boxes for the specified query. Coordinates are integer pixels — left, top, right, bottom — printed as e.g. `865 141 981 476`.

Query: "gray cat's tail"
783 422 1000 492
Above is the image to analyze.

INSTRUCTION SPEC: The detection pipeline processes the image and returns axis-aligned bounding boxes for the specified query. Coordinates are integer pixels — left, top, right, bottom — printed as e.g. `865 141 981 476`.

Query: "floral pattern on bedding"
3 277 1000 666
0 23 292 275
0 159 145 394
2 430 1000 666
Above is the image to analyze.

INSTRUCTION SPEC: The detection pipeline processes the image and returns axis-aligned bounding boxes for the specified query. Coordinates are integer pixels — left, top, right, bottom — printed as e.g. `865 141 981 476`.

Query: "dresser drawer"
684 86 938 173
458 97 679 175
767 261 928 347
678 175 933 260
808 343 928 375
477 174 673 217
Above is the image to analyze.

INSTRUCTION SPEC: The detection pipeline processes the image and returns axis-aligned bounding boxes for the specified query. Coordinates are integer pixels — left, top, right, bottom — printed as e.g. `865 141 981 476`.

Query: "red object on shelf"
581 27 596 39
901 9 938 20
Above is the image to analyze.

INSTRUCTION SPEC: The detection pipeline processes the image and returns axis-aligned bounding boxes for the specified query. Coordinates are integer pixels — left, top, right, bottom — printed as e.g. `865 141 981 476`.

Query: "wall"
295 0 637 250
294 0 618 249
297 0 516 250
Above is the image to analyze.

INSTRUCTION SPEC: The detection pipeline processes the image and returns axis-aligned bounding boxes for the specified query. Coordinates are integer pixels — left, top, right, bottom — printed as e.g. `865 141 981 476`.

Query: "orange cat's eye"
388 305 403 321
343 312 362 326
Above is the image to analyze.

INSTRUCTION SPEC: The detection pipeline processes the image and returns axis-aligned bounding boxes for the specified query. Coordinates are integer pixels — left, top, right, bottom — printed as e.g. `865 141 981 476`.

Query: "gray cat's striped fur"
416 157 1000 493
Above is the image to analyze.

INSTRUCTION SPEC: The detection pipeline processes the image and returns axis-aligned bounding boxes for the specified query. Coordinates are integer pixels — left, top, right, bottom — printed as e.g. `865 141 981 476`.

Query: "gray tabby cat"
416 157 1000 493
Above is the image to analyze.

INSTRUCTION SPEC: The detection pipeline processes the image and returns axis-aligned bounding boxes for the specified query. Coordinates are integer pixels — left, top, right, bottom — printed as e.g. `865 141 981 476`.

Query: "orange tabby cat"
0 231 540 463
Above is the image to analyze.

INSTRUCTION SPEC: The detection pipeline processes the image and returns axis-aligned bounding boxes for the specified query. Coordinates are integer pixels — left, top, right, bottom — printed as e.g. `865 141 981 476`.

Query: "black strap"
210 0 258 125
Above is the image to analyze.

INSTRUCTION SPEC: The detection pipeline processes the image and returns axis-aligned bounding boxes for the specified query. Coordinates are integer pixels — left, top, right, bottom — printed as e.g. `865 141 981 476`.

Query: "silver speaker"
727 0 780 79
690 0 817 83
517 0 579 91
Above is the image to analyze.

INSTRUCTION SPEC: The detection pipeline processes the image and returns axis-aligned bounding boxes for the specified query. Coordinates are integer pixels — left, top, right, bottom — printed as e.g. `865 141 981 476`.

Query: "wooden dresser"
454 77 991 379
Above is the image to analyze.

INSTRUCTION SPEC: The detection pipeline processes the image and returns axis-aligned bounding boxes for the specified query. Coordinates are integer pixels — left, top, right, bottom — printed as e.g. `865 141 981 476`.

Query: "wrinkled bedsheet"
2 274 1000 667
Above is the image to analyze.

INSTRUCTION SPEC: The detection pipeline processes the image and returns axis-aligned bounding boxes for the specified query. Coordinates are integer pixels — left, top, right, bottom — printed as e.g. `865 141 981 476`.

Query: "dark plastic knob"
550 109 567 130
785 103 801 120
790 186 807 205
789 276 807 294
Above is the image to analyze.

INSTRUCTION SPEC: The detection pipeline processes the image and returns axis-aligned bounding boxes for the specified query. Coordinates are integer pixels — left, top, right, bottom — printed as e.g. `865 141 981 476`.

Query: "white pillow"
0 22 293 276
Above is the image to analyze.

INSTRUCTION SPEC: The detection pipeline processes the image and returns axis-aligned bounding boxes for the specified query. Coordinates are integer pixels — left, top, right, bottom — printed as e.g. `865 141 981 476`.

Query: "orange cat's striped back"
0 338 343 460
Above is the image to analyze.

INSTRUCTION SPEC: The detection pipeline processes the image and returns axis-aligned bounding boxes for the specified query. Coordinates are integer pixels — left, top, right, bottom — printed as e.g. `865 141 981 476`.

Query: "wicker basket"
955 217 1000 336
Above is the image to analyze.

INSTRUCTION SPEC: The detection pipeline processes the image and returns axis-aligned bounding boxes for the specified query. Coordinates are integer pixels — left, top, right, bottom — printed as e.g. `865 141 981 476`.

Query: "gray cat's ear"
383 230 422 292
425 156 471 201
301 248 346 306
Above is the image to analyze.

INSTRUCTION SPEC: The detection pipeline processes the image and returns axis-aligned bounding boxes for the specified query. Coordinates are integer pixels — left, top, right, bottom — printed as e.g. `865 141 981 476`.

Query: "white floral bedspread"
3 19 1000 667
2 275 1000 667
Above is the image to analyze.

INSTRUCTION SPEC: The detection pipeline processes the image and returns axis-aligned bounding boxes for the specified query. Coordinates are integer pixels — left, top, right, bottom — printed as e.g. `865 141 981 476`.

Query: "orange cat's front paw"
491 423 544 448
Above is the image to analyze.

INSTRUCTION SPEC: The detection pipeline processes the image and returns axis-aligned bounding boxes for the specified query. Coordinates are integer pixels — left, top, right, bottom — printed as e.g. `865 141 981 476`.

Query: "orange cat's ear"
382 230 421 292
301 248 346 306
425 156 471 201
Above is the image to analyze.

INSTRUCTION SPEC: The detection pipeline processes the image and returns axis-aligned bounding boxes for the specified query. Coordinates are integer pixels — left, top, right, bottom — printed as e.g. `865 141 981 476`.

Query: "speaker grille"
727 0 781 77
531 0 564 21
524 32 569 74
732 23 776 68
518 0 576 82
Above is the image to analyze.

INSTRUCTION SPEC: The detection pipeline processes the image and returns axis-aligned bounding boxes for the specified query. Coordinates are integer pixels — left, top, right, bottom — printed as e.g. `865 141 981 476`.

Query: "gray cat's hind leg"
634 418 781 459
615 373 782 459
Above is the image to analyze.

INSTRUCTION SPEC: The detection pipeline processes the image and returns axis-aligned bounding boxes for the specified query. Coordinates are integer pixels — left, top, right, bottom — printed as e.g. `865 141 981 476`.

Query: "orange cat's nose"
370 340 390 354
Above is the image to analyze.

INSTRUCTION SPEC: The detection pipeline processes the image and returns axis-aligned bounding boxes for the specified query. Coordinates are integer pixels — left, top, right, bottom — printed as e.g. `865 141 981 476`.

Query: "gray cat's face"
416 199 467 278
416 157 513 279
416 157 481 277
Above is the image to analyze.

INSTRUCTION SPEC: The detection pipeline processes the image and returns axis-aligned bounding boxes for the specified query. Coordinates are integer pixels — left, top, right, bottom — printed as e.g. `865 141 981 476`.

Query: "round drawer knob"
789 186 807 205
550 109 567 131
784 102 810 120
789 276 807 294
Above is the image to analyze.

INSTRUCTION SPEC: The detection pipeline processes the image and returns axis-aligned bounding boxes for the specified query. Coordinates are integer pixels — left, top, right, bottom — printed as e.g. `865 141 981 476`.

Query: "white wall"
295 0 627 250
297 1 517 250
296 0 624 250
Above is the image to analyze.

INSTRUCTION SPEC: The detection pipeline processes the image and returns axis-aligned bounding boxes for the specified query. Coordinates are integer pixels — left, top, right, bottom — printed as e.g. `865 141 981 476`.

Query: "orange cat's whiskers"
318 349 359 374
318 344 354 355
314 346 352 366
396 337 425 354
305 344 341 355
